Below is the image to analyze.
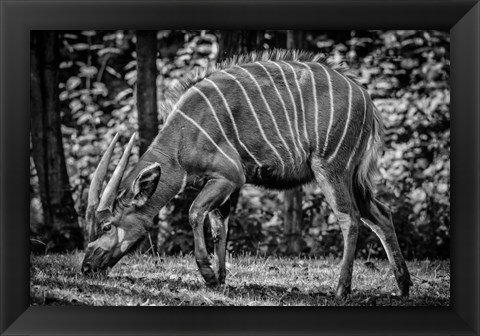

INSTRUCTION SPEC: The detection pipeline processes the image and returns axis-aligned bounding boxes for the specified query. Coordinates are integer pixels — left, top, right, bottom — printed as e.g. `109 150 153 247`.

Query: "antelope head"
81 133 161 274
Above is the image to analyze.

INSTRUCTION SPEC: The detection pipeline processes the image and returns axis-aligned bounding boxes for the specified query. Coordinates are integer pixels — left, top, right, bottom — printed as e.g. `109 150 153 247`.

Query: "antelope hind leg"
189 178 236 287
361 200 412 297
313 164 359 297
335 211 360 297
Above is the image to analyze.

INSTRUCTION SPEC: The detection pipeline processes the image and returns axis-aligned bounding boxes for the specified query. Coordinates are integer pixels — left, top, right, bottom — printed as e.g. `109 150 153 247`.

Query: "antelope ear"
131 163 161 207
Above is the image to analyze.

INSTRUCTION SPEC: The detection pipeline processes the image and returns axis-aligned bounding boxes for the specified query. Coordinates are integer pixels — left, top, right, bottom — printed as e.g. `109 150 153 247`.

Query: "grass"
30 252 450 306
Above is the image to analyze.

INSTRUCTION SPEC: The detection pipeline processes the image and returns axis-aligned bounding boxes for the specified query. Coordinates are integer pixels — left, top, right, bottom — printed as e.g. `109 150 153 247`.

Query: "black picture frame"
1 0 478 335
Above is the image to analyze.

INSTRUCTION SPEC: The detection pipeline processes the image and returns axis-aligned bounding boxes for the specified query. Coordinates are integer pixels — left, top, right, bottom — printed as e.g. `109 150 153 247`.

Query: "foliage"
344 30 450 259
29 30 450 260
30 30 218 237
31 252 449 306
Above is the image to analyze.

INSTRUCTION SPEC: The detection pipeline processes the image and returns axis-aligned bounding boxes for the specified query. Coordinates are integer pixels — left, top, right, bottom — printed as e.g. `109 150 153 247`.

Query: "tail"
352 107 390 221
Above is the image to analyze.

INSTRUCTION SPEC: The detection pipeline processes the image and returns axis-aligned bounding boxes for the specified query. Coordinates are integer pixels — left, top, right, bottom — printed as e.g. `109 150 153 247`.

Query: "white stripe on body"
176 109 243 173
162 110 178 129
255 62 303 160
221 70 286 174
177 173 188 195
326 76 353 164
235 65 296 167
326 67 370 169
280 61 309 147
295 62 320 154
345 87 368 170
317 64 335 157
268 61 307 159
162 87 198 128
191 86 241 160
203 78 263 167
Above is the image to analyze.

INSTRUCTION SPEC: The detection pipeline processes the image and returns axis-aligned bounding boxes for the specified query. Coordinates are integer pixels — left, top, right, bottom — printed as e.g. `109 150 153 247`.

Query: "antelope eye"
102 224 112 232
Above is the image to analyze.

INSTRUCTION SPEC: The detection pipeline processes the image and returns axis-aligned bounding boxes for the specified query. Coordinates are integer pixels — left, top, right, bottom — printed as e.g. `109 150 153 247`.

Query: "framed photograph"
1 0 478 335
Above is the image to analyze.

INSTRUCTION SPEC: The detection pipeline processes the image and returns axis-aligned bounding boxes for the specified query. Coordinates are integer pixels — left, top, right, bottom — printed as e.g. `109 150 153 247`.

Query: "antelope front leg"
208 200 230 284
189 178 236 287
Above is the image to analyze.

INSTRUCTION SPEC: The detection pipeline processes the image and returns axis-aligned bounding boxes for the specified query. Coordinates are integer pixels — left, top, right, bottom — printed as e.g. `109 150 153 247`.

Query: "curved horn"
97 133 136 215
87 133 120 209
86 133 119 241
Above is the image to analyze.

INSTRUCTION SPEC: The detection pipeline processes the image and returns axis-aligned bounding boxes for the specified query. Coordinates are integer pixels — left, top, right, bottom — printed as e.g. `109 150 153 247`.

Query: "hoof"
396 273 412 298
201 269 218 287
196 260 218 287
335 283 351 298
205 278 219 287
399 282 411 298
217 271 226 285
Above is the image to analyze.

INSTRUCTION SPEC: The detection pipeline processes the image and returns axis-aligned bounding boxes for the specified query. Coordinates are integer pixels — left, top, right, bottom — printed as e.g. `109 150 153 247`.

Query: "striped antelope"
82 50 412 297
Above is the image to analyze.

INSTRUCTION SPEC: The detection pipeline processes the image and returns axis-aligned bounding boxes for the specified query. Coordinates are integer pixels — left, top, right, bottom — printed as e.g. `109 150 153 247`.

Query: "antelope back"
162 49 375 187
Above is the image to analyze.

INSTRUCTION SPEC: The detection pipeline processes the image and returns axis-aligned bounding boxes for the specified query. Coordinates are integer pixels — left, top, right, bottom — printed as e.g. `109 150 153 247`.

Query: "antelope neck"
121 123 186 219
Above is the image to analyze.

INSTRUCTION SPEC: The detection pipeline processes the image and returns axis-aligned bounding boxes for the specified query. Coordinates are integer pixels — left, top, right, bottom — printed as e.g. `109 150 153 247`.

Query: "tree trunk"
136 30 159 156
135 30 160 253
286 30 307 50
217 30 265 62
283 30 306 255
30 31 84 253
284 188 304 255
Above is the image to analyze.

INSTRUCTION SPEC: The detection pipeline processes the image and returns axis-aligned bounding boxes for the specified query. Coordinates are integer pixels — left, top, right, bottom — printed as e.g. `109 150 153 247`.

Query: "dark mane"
159 49 361 119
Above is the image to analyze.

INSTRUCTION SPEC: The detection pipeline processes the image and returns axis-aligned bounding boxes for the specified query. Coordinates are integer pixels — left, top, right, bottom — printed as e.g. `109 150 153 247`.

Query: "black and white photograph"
29 29 450 306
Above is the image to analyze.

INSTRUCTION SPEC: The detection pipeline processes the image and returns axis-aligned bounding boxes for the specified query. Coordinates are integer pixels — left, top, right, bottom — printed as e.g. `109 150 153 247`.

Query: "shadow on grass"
32 275 178 306
31 295 89 306
30 254 449 306
31 272 448 306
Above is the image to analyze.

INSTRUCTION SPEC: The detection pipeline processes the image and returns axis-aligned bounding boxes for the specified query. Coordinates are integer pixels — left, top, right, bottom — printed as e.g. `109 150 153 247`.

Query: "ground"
30 252 450 306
